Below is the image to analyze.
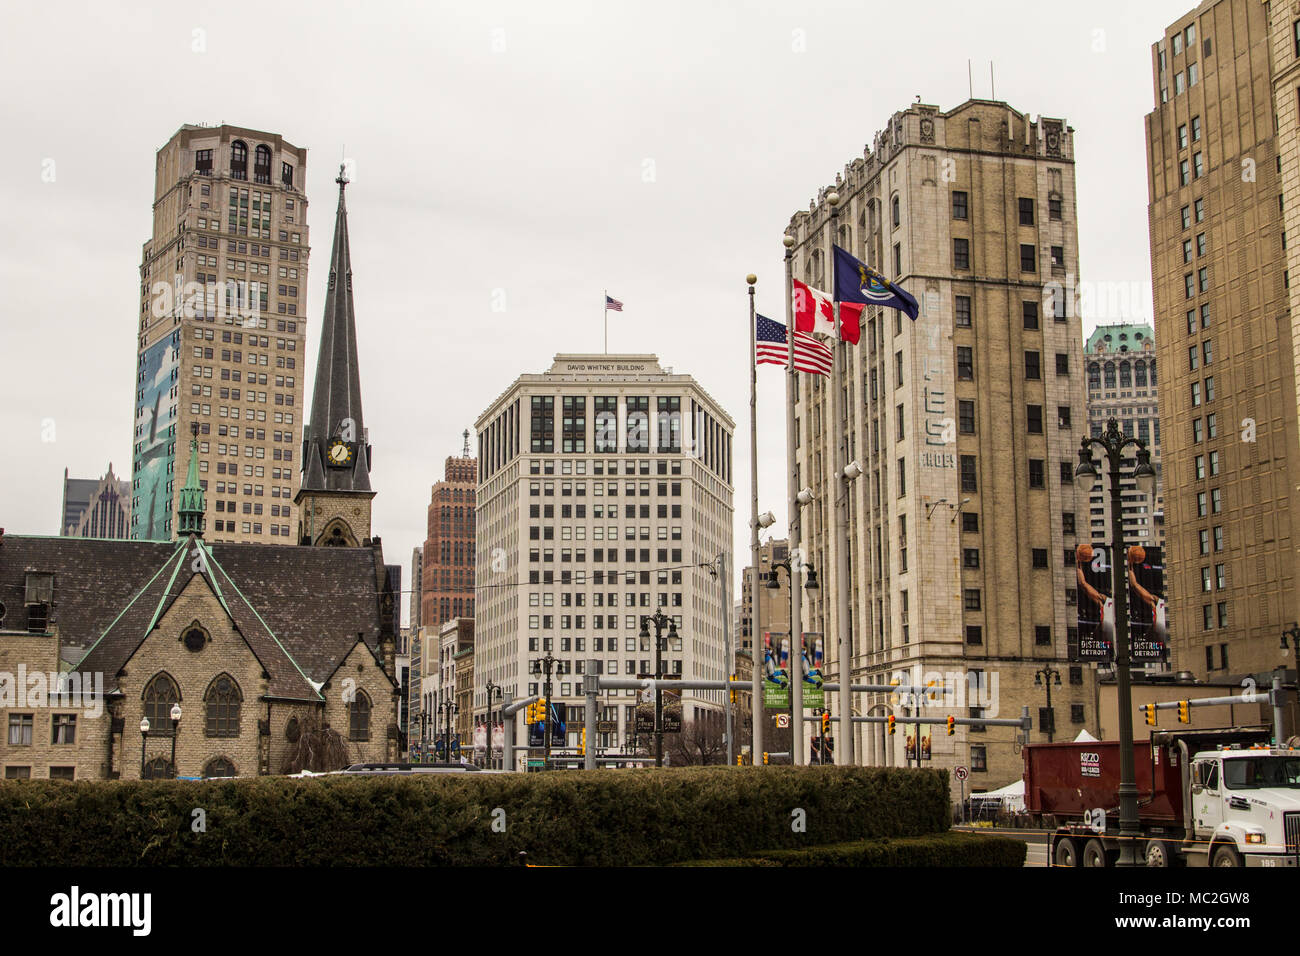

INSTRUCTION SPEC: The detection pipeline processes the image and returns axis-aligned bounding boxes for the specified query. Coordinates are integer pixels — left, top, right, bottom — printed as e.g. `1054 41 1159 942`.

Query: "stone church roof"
0 532 395 702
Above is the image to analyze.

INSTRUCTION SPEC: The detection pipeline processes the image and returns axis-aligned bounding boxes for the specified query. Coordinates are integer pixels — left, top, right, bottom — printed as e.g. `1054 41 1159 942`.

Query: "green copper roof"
177 434 205 536
1085 323 1155 355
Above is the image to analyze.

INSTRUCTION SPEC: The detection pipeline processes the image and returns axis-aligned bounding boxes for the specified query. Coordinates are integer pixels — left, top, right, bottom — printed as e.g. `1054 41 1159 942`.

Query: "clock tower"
295 165 375 547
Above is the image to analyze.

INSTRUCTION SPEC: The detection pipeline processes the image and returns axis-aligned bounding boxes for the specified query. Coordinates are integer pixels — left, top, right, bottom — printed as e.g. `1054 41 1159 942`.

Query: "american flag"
755 314 831 376
605 294 624 312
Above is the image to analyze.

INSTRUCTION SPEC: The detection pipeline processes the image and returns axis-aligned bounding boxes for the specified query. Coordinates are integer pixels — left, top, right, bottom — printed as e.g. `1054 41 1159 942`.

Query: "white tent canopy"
973 779 1026 813
1074 729 1099 742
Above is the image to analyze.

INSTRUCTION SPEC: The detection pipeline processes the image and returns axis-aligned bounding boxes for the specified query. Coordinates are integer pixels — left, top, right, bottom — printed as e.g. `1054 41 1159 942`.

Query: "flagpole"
827 197 855 768
784 232 804 765
603 289 608 354
747 274 763 764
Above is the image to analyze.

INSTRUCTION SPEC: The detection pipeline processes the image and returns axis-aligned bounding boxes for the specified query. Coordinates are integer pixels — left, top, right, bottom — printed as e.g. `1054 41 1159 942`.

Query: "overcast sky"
0 0 1194 622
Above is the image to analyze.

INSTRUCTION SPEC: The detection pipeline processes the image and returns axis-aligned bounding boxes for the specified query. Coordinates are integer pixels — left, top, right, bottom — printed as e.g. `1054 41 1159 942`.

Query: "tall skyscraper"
474 354 734 762
1083 324 1165 551
60 465 131 538
788 99 1090 783
421 446 477 628
1146 0 1298 682
133 124 309 544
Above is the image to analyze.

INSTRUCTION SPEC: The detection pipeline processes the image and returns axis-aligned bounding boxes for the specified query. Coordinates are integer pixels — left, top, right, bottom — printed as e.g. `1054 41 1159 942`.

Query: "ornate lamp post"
169 703 182 779
639 611 678 768
485 680 504 769
1074 416 1157 867
140 717 149 779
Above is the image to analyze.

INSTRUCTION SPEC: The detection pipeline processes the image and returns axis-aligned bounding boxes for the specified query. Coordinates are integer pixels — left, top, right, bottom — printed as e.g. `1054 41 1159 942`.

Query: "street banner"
1073 544 1114 662
763 631 790 709
802 633 825 710
1127 545 1169 663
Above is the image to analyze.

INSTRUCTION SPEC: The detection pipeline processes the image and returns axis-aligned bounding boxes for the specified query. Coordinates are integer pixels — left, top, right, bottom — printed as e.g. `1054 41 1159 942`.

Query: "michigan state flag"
833 244 919 320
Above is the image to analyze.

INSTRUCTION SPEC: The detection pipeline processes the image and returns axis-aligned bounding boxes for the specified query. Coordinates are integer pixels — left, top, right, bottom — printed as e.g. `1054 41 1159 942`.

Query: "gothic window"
203 757 237 778
142 757 174 780
348 691 372 741
204 674 242 738
143 673 180 734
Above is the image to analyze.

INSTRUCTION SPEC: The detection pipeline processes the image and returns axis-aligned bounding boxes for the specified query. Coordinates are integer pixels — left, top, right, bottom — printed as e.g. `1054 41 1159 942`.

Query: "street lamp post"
140 717 149 779
438 700 458 764
639 611 677 768
531 653 557 770
766 557 818 762
169 703 181 779
1034 666 1062 743
1075 416 1157 867
485 680 503 769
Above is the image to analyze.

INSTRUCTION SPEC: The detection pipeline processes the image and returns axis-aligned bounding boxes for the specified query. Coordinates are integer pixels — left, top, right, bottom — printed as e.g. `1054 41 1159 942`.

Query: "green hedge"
0 766 948 867
676 831 1027 867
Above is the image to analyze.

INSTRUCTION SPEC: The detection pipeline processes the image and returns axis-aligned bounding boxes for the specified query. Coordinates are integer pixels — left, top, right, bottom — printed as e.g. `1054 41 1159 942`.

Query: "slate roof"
0 533 392 699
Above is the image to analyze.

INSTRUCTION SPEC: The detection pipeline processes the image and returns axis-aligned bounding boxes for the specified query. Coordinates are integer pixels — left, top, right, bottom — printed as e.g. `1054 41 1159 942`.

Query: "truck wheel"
1211 844 1241 868
1053 836 1079 867
1082 838 1110 867
1144 840 1173 867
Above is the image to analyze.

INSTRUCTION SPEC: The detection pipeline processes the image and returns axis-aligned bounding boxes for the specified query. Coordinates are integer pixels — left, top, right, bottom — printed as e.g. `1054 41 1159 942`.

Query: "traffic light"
579 727 586 755
730 673 737 704
887 715 896 735
821 711 831 735
762 752 770 765
737 753 743 766
946 715 956 737
1178 700 1190 724
1142 703 1157 726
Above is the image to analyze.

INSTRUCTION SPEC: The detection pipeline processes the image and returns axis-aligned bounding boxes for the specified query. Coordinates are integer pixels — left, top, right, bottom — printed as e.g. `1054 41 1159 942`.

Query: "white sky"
0 0 1194 622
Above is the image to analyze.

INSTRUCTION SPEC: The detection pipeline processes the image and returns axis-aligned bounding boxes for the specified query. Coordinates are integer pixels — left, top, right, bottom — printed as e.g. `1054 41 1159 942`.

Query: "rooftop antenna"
990 61 996 101
967 60 973 99
462 429 471 458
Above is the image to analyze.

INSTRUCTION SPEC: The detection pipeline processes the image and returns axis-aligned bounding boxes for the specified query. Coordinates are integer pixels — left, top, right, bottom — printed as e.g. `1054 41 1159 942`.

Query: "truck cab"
1186 748 1300 867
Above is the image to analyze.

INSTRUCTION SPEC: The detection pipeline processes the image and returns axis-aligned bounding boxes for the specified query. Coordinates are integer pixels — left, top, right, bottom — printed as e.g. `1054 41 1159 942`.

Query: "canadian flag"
792 279 861 344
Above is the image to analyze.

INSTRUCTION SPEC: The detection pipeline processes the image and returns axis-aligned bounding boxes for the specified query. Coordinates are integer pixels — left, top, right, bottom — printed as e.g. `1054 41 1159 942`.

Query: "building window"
1035 625 1051 645
562 396 587 453
348 691 372 741
204 674 242 738
1032 550 1048 570
143 674 180 733
1020 244 1036 273
955 295 971 327
961 512 978 533
963 588 982 611
7 714 33 746
203 757 237 779
1027 405 1043 433
957 347 973 381
1018 197 1035 226
963 548 980 569
958 400 975 434
960 455 977 493
965 625 983 645
953 238 970 270
952 191 968 220
282 162 294 187
254 144 272 184
1028 459 1045 489
52 714 76 745
971 745 987 771
530 396 555 453
1023 301 1039 330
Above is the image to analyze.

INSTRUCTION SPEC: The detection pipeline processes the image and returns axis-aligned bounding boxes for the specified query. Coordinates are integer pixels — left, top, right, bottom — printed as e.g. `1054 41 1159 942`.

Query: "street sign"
596 721 617 734
955 765 969 781
776 714 790 729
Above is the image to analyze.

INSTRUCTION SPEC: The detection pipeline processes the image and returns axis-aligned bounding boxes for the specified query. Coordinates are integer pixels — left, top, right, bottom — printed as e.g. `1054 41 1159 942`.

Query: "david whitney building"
474 354 734 763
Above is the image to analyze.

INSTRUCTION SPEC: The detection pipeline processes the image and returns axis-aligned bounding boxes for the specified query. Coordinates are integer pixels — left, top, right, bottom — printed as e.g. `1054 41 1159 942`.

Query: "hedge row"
0 765 949 867
675 831 1027 867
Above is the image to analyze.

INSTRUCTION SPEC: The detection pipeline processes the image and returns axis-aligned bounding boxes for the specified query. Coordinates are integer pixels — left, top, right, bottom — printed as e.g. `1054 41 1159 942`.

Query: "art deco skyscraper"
132 124 309 544
1145 0 1298 681
788 99 1089 784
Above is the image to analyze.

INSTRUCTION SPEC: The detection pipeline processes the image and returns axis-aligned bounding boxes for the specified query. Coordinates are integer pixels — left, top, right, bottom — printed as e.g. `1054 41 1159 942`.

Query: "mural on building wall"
132 335 179 541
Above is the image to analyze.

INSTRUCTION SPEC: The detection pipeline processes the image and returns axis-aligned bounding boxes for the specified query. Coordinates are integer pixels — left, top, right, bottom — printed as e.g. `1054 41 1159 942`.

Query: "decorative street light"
530 653 558 771
485 680 504 769
639 611 678 768
1075 416 1157 867
437 700 458 764
1034 666 1062 743
139 717 150 779
169 703 182 779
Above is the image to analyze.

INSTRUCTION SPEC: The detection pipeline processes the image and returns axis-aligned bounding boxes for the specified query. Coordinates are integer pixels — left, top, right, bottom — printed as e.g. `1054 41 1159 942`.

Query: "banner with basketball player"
1074 543 1114 663
1126 545 1169 663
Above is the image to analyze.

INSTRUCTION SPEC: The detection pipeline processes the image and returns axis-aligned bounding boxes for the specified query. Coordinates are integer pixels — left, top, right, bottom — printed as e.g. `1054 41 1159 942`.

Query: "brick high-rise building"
1083 324 1166 551
1145 0 1299 682
421 446 477 628
133 124 309 544
739 538 790 655
787 99 1091 784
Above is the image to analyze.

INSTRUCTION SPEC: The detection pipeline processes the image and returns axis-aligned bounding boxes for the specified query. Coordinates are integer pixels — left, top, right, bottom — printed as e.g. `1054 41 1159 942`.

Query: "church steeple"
295 165 376 548
177 423 205 536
